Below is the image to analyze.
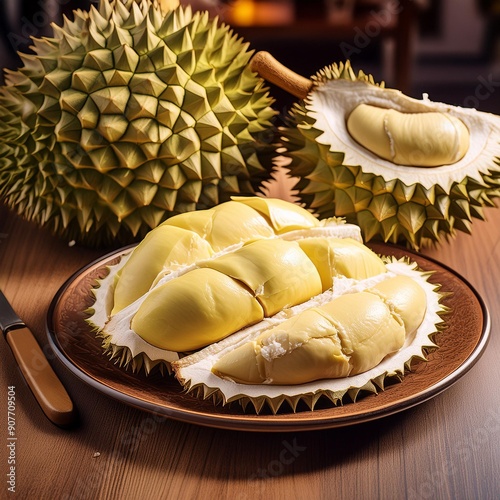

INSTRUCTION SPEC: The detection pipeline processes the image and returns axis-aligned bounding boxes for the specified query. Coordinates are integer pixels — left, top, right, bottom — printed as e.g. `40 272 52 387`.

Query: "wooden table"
1 193 499 500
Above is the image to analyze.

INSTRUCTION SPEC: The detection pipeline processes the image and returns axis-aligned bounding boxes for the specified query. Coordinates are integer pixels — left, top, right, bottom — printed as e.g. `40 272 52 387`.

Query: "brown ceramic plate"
46 243 490 432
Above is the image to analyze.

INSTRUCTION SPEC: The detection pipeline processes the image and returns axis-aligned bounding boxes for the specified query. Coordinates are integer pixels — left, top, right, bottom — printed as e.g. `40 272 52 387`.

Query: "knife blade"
0 290 77 427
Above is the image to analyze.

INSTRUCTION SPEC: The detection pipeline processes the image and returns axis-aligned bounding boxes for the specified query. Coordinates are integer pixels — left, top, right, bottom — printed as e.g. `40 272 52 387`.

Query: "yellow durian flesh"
369 275 427 335
131 268 265 352
211 276 425 385
111 225 213 314
161 200 275 252
347 103 470 167
297 237 386 289
232 196 319 233
212 309 351 384
131 238 322 350
111 198 322 314
200 239 322 317
320 292 405 375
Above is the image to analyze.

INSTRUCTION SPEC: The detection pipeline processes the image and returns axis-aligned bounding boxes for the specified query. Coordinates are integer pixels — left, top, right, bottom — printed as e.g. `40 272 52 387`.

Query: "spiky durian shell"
0 1 277 247
280 61 500 249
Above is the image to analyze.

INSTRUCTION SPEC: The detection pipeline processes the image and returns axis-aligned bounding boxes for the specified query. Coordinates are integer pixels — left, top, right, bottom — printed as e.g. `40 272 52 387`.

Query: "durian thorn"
250 51 313 100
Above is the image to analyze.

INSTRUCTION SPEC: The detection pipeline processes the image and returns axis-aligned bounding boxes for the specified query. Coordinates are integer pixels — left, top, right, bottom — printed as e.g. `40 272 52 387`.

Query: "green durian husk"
281 61 500 250
0 1 278 247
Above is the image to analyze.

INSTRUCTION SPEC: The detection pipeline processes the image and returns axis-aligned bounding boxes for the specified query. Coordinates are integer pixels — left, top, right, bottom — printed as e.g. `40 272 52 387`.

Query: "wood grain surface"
1 186 499 499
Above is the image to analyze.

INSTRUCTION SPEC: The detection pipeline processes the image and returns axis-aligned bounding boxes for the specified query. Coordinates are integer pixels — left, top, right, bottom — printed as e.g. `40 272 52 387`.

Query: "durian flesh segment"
131 238 323 351
200 239 322 317
368 274 427 335
161 200 276 252
111 198 322 313
211 309 351 385
297 237 386 290
320 292 404 375
111 224 213 315
131 268 265 352
211 276 424 385
347 104 470 167
231 196 320 233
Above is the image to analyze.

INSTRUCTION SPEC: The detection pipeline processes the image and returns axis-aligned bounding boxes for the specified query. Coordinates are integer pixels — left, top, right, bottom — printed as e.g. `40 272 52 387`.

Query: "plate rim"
46 244 491 432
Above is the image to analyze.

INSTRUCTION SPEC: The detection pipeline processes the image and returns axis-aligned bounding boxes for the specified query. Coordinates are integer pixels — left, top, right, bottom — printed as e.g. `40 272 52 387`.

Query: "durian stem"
251 51 313 100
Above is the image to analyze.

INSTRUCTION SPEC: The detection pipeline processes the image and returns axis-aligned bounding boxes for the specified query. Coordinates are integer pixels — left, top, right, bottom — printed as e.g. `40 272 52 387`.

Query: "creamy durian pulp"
89 196 364 368
210 275 426 385
347 104 470 167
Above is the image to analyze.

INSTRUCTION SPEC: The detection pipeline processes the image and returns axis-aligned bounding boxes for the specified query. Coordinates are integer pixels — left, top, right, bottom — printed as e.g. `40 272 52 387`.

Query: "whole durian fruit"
251 52 500 250
0 1 277 247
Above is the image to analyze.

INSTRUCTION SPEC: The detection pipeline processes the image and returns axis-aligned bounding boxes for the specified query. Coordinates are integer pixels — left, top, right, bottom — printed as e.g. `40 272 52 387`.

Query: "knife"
0 290 77 427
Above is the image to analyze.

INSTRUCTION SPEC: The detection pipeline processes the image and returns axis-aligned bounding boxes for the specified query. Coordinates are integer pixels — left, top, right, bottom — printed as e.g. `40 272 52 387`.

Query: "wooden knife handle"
6 327 77 427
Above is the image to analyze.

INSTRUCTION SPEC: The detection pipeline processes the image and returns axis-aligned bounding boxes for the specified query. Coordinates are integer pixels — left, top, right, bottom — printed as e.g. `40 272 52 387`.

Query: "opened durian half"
88 197 446 413
251 52 500 249
0 1 276 247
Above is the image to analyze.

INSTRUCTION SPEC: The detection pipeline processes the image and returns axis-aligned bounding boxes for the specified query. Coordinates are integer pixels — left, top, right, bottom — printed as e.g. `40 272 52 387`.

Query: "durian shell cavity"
310 79 500 190
173 259 445 413
273 59 500 249
87 196 445 413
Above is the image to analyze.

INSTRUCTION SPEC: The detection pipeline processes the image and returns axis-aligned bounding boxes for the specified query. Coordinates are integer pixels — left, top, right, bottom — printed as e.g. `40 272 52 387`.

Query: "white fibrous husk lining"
172 259 447 414
87 220 363 374
309 79 500 191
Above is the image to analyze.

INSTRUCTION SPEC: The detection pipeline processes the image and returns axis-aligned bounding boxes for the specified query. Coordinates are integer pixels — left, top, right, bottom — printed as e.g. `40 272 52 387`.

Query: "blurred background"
0 0 499 114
